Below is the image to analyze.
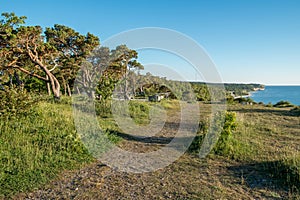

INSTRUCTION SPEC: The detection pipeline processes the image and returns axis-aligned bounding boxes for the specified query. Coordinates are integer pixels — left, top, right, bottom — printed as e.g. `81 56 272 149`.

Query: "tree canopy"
0 13 144 100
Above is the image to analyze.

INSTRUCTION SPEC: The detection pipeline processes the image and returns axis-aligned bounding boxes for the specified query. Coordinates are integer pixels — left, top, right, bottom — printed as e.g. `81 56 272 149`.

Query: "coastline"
233 87 264 99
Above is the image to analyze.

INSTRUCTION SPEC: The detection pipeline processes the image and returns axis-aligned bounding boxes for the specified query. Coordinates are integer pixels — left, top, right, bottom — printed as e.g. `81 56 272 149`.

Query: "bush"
189 111 238 157
0 86 36 118
128 101 150 125
95 99 112 117
212 111 237 156
188 120 208 152
266 102 273 107
273 100 294 108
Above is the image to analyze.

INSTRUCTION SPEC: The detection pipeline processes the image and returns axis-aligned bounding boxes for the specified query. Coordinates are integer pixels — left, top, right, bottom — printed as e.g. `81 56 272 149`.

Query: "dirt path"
16 104 291 199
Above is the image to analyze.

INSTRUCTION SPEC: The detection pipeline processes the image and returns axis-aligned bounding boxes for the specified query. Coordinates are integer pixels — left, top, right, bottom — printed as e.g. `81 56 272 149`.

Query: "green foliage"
96 76 117 100
23 76 47 94
0 87 36 118
0 102 93 197
234 97 254 105
128 101 150 125
188 120 208 152
189 112 238 157
192 83 210 101
266 102 273 107
273 100 295 108
1 12 100 99
224 83 263 96
212 112 238 156
95 99 112 118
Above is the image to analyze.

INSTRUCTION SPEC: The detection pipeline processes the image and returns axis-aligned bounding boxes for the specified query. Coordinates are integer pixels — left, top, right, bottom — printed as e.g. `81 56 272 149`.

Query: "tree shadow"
229 107 297 117
110 130 175 145
227 160 299 198
108 120 202 144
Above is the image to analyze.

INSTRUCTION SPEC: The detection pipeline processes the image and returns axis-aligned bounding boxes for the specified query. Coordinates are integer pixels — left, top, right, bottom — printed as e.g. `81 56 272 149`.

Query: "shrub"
266 102 273 107
0 86 36 118
128 101 150 125
95 99 112 117
189 111 238 157
188 120 208 152
212 111 237 156
273 100 294 108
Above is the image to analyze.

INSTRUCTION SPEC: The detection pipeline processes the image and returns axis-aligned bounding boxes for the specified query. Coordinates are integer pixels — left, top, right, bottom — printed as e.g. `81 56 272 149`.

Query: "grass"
1 98 300 198
0 102 92 197
227 104 300 193
188 102 300 196
0 100 123 198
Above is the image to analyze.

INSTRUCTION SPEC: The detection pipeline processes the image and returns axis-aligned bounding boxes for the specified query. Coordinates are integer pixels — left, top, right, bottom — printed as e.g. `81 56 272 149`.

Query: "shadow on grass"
110 129 175 144
227 160 300 198
229 107 297 117
230 107 300 117
107 120 202 145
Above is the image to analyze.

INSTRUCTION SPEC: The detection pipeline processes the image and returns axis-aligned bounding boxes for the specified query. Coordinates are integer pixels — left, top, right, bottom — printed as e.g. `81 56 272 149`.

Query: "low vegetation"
273 100 295 108
0 101 92 197
0 98 299 198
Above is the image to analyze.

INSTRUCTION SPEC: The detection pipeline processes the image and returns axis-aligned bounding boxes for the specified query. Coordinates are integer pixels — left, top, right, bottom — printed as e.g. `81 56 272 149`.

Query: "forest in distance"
0 12 300 199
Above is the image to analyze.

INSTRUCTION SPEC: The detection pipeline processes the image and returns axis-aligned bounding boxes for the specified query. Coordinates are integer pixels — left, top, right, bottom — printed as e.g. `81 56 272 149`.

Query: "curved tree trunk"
49 74 60 99
42 66 60 99
46 75 52 96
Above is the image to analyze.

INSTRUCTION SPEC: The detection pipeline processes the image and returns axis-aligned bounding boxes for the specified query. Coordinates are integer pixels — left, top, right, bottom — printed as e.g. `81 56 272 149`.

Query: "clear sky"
1 0 300 85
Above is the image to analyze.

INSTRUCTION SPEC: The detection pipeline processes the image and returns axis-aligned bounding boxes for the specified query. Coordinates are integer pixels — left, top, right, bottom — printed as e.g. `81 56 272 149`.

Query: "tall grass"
0 102 93 197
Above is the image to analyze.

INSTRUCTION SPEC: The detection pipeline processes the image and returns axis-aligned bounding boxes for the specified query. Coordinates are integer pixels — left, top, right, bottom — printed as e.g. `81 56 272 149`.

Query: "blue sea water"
251 86 300 106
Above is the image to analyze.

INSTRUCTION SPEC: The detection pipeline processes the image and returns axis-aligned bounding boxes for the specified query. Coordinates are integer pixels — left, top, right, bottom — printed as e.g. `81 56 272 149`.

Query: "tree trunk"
46 75 52 96
67 83 72 96
76 86 81 95
62 76 67 95
46 72 60 99
123 61 130 100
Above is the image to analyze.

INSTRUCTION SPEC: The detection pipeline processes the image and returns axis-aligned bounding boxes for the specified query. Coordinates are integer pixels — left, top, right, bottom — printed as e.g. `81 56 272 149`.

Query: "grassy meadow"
0 98 299 199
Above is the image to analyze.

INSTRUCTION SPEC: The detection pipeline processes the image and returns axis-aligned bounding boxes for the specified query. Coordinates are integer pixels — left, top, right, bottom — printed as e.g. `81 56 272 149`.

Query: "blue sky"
1 0 300 85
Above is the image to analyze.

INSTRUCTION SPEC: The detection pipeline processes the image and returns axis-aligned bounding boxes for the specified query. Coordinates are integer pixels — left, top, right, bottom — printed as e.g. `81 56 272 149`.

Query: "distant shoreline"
233 87 264 99
251 85 300 105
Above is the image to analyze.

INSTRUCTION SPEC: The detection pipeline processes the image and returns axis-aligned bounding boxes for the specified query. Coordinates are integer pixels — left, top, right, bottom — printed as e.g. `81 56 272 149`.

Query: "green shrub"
0 86 36 118
266 102 273 107
95 99 112 117
189 112 238 157
188 120 208 152
273 100 294 108
128 101 150 125
212 111 238 156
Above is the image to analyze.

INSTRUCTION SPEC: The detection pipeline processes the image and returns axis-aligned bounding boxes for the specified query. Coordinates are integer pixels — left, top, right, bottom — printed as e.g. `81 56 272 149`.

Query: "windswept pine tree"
0 13 99 99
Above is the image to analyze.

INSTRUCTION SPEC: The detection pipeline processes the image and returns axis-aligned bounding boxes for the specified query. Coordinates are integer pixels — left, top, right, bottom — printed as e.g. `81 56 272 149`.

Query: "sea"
251 86 300 106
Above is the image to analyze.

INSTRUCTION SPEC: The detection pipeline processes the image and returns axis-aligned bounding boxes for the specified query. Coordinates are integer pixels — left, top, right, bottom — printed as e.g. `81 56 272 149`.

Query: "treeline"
224 83 264 96
0 13 143 101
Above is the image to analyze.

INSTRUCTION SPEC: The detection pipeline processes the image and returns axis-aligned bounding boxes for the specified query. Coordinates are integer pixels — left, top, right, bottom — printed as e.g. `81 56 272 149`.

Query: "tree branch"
12 66 48 81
